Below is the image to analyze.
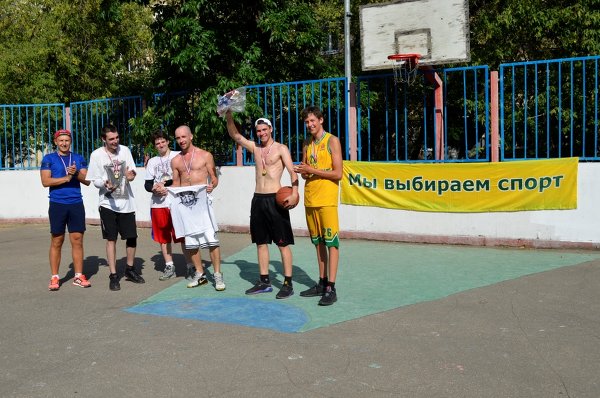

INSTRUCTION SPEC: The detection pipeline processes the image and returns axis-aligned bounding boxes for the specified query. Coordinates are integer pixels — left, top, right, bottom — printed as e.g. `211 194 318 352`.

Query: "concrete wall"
5 163 600 249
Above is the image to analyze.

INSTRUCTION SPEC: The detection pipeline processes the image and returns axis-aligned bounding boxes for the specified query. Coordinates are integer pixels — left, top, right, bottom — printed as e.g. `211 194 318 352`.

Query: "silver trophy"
104 161 128 198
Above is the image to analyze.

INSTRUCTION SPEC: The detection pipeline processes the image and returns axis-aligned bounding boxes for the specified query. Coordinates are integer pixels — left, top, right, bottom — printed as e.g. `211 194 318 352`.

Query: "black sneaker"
276 283 294 299
109 274 120 291
125 267 145 284
245 281 273 295
299 283 325 297
318 286 337 306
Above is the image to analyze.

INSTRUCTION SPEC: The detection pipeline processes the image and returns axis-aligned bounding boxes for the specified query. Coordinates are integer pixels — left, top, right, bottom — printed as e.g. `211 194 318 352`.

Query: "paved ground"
1 223 600 397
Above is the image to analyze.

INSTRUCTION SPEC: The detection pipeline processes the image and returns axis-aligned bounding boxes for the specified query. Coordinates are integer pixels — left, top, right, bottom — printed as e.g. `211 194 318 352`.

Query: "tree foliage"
470 0 600 67
1 0 600 161
140 0 344 154
0 0 153 104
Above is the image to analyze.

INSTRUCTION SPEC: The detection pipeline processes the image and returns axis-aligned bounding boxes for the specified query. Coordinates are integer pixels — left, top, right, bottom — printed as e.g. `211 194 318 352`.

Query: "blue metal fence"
0 103 64 170
70 96 144 164
356 65 489 162
243 77 347 165
356 73 424 162
443 65 490 162
2 55 600 170
500 55 600 160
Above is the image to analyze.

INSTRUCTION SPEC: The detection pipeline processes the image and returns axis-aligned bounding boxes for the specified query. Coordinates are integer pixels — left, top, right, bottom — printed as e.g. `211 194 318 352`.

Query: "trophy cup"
104 161 127 198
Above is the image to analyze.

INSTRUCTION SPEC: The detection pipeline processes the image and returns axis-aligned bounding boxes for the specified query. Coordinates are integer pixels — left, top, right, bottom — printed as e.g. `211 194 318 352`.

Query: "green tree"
0 0 153 104
141 0 344 157
470 0 600 67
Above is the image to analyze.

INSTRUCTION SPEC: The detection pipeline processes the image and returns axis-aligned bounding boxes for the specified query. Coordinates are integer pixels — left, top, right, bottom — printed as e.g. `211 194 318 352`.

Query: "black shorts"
250 193 294 247
99 206 138 241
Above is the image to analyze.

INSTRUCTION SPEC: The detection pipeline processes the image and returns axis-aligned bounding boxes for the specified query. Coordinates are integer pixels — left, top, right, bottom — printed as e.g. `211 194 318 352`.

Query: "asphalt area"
2 223 599 397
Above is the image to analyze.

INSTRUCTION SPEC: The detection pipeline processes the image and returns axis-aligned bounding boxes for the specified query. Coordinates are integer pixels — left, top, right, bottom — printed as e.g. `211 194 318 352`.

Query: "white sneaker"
186 272 208 288
214 272 226 291
159 264 175 281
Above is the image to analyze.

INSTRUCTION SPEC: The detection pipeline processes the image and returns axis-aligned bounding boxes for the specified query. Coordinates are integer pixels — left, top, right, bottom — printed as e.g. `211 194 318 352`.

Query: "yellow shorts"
305 206 339 248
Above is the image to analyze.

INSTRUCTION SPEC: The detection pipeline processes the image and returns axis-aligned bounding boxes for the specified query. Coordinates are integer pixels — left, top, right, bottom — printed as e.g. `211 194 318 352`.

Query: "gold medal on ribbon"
114 172 120 179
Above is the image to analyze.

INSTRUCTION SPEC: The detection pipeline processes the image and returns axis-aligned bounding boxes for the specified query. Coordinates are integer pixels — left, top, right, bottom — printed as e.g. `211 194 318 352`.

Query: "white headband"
254 118 272 127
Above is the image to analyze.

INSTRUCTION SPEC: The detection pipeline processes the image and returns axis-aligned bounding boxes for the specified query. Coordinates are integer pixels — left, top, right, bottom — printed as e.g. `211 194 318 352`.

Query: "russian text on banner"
341 158 578 213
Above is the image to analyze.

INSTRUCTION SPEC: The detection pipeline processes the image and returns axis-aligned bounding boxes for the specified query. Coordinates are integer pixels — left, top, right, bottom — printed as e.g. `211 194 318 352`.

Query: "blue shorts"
48 202 86 235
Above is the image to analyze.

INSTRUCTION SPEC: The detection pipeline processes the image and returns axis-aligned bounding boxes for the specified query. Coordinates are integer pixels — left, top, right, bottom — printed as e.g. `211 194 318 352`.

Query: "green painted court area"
127 239 600 333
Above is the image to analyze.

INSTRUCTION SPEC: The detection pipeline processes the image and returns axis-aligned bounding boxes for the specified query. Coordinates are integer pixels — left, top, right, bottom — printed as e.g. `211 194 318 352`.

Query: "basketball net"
388 54 421 85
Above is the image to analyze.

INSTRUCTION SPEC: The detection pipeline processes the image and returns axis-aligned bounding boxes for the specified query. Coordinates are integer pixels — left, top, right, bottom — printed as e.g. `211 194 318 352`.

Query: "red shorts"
151 207 183 244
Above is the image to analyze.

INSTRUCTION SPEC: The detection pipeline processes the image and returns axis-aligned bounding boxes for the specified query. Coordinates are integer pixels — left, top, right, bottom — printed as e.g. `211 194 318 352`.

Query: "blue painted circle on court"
127 297 310 333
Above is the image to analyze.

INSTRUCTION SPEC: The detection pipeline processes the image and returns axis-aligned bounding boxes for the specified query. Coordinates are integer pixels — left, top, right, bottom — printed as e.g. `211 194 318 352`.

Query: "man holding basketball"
170 125 225 291
294 106 343 306
225 110 299 299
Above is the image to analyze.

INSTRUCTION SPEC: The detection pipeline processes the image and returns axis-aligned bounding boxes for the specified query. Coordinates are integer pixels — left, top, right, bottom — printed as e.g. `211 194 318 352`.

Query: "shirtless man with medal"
225 110 299 299
170 125 225 290
144 130 195 283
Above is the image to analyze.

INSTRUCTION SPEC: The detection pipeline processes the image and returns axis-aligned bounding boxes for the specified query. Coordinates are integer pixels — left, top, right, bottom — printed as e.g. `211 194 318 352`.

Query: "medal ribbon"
260 140 274 176
181 149 196 182
104 147 120 176
57 151 72 177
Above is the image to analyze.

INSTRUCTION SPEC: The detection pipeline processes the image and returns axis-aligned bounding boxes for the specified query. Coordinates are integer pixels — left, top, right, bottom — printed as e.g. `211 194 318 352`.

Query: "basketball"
275 186 297 208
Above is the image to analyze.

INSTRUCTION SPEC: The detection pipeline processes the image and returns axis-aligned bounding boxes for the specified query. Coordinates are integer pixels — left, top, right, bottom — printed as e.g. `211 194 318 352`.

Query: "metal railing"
2 55 600 170
0 103 64 170
356 65 489 162
70 96 144 163
243 77 347 164
500 55 600 160
443 65 490 162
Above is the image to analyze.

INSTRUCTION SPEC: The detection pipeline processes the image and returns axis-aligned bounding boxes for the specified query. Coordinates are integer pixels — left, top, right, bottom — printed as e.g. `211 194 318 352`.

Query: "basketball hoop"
388 53 421 85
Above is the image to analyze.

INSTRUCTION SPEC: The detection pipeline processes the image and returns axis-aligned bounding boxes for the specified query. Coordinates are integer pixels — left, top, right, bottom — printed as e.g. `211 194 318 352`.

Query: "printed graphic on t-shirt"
152 162 172 183
175 190 198 208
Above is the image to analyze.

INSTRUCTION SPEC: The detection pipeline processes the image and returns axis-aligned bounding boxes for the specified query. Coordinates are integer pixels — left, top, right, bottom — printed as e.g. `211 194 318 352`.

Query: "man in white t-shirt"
86 124 144 291
144 130 195 282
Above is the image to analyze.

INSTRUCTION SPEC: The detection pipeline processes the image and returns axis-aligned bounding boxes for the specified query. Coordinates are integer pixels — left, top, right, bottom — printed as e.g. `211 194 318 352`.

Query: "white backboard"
360 0 470 71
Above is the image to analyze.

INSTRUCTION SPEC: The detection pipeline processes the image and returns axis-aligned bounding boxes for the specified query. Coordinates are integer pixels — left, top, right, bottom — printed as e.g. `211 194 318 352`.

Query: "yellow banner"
341 158 578 212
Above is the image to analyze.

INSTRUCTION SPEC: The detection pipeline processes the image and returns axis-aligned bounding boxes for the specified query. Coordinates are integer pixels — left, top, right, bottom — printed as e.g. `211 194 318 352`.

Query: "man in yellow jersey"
294 106 343 306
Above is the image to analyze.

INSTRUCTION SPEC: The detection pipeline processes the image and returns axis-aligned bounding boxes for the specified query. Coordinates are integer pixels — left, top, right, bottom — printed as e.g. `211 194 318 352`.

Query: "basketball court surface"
128 238 600 333
3 223 600 397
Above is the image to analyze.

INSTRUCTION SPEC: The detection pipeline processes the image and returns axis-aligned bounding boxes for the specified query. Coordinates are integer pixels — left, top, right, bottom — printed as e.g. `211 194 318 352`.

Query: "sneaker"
48 276 60 291
245 281 273 295
318 286 337 306
214 272 226 291
276 283 294 299
159 264 176 281
72 275 91 288
109 274 120 291
185 264 195 281
299 283 325 297
187 272 208 288
125 267 145 284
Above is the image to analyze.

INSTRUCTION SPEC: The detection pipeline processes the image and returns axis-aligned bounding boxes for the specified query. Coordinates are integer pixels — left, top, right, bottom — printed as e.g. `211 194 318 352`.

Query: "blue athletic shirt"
40 152 88 204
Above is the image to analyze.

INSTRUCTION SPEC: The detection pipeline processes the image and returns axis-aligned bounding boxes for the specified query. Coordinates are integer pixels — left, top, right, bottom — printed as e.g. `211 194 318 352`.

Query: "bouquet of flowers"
217 87 246 117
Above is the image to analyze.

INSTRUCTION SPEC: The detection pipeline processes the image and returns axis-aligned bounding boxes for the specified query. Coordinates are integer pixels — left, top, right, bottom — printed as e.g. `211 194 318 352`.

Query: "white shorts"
185 226 219 250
